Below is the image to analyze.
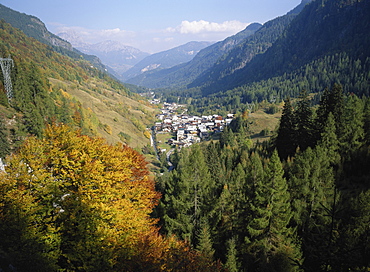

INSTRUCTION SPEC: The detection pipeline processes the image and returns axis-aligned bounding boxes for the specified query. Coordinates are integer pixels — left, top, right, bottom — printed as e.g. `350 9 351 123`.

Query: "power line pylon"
0 56 14 102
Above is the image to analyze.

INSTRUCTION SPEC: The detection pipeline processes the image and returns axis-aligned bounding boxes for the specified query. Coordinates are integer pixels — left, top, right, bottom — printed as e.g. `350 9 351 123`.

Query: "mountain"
189 0 313 93
0 3 109 73
0 18 156 149
121 41 214 81
125 23 262 88
192 0 370 96
58 33 150 77
0 3 71 50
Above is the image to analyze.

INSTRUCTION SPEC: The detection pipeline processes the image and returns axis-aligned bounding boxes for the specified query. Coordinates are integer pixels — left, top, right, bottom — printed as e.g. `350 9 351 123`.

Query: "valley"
0 0 369 271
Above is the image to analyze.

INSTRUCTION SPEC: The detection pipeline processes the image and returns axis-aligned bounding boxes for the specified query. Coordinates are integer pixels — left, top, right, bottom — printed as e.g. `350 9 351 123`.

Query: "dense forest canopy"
157 84 370 271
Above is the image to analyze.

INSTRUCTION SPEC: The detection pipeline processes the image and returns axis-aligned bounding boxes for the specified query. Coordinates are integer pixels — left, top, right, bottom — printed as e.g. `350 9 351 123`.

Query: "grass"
247 106 282 142
49 78 159 149
156 132 174 151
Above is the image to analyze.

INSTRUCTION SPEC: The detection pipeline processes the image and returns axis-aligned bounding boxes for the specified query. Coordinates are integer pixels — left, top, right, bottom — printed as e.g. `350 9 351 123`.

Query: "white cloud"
52 20 250 53
167 20 249 34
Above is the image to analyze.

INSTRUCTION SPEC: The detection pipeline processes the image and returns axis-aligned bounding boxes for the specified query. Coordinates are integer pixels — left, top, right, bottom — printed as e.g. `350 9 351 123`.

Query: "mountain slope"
194 0 370 95
125 23 262 88
0 20 156 149
188 0 313 93
0 3 108 72
121 41 213 81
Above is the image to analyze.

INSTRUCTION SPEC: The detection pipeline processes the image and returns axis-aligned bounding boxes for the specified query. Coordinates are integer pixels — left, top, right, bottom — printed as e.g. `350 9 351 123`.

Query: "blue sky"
1 0 302 53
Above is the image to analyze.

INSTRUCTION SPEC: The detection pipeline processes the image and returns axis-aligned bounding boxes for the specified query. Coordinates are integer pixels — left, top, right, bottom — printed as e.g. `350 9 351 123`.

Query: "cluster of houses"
154 102 234 147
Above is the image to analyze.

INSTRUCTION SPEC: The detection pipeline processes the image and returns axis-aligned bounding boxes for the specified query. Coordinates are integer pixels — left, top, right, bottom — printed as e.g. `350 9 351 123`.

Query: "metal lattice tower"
0 56 14 102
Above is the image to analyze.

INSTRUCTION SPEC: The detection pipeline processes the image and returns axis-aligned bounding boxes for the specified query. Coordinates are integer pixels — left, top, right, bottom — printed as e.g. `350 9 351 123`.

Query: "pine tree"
288 145 336 271
315 83 344 141
317 112 340 165
276 98 297 160
264 150 302 271
294 90 314 151
340 94 365 158
196 220 215 260
225 237 240 272
162 145 214 245
244 152 271 269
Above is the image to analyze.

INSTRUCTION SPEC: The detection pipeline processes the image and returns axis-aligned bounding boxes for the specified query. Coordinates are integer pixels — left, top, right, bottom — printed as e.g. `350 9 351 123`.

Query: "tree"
225 237 240 272
315 83 344 141
294 90 314 151
0 116 9 158
161 145 214 246
288 146 336 271
0 124 160 271
276 98 297 160
339 94 364 158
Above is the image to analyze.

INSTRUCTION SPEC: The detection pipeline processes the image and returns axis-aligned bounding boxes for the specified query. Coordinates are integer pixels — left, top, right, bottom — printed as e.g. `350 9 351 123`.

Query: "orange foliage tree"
0 124 225 271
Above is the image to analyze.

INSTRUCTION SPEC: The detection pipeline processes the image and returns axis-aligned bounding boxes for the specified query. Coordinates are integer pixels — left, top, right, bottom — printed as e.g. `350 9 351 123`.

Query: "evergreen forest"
157 84 370 271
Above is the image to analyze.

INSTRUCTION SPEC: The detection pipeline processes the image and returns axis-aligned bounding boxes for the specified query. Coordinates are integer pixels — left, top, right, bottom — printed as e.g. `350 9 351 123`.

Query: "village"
153 101 234 148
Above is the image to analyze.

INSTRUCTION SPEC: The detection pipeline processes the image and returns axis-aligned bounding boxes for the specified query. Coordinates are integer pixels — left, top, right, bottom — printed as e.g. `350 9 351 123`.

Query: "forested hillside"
154 0 370 117
0 20 156 154
193 0 370 96
157 84 370 271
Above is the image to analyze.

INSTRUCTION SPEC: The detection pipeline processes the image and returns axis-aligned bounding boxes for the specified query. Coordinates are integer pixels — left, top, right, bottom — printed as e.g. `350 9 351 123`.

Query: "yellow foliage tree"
0 124 159 271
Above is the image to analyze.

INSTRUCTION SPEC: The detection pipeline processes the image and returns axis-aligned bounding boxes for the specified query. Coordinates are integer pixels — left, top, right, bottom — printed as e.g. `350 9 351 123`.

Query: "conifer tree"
315 83 344 140
244 152 271 269
288 145 336 271
225 237 240 272
317 112 340 165
276 98 296 160
196 220 215 261
294 90 314 151
263 150 302 271
162 145 214 245
340 94 364 158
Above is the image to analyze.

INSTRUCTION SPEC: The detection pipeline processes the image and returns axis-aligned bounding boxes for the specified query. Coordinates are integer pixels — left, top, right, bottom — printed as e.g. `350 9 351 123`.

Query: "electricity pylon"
0 56 14 102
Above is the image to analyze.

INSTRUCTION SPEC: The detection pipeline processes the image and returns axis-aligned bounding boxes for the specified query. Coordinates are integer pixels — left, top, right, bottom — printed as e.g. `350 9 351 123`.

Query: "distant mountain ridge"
125 23 262 88
121 41 214 81
58 33 151 77
193 0 370 95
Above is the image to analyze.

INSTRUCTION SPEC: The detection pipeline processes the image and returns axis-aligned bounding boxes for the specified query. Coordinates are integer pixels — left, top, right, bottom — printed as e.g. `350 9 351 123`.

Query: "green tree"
294 90 314 151
315 83 344 141
288 146 336 271
225 237 240 272
276 98 296 160
0 116 9 158
162 145 214 246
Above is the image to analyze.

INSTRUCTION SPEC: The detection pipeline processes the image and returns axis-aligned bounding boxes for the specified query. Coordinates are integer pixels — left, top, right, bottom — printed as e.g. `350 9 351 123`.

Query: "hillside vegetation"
0 20 157 151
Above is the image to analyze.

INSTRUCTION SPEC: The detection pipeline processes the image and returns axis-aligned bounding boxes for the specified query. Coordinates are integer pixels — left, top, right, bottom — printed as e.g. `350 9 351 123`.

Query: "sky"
1 0 302 53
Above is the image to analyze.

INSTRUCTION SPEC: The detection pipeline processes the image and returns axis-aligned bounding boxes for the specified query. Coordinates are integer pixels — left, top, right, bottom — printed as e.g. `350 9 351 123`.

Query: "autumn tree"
0 123 160 271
